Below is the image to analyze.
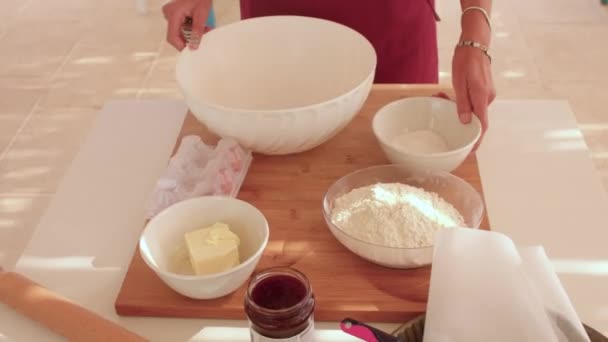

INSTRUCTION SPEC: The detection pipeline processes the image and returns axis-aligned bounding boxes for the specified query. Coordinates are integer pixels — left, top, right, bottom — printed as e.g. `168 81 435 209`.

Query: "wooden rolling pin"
0 271 147 342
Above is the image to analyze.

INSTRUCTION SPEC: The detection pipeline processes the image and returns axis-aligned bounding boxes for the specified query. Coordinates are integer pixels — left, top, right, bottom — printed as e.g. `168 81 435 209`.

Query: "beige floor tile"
0 0 26 14
592 158 608 192
492 31 542 88
98 0 168 14
0 107 96 194
436 50 453 85
541 81 608 169
0 78 48 92
494 81 551 100
510 0 608 24
79 7 165 51
20 0 101 20
523 24 608 82
214 0 241 26
11 0 165 53
0 14 84 86
0 83 43 115
0 114 25 155
0 194 51 268
20 0 157 23
139 43 182 99
0 0 29 31
0 83 44 153
436 21 461 53
545 81 608 125
39 43 158 109
583 128 608 156
437 0 515 16
0 49 71 90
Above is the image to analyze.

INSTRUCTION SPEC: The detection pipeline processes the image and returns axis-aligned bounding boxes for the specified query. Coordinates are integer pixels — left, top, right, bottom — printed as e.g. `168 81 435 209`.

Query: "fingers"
188 0 212 49
165 6 187 51
471 89 489 133
453 76 473 124
452 47 494 152
188 26 211 50
470 83 490 151
162 1 171 19
488 85 497 105
191 0 212 34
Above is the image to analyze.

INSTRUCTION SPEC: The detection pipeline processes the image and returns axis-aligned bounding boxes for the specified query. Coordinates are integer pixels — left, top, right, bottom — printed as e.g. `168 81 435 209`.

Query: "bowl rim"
139 196 270 280
176 15 378 114
372 97 482 158
322 164 484 250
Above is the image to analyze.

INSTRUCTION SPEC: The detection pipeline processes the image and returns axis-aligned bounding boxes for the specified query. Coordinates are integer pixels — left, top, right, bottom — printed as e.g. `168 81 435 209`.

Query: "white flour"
392 129 449 154
330 183 464 248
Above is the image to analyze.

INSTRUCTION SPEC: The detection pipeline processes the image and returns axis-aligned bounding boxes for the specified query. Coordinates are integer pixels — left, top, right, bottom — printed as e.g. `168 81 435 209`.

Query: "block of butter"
184 222 241 276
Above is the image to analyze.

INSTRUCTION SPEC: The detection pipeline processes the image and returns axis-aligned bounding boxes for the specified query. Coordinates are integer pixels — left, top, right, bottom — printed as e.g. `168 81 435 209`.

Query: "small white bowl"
372 97 482 172
139 196 269 299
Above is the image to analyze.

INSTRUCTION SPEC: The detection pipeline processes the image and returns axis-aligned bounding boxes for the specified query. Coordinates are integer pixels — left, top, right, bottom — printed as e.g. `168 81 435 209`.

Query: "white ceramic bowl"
372 97 482 172
323 165 484 268
176 15 377 155
139 197 269 299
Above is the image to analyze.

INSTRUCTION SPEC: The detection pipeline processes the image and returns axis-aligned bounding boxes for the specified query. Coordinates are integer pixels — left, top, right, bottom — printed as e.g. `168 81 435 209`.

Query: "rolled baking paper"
0 271 147 342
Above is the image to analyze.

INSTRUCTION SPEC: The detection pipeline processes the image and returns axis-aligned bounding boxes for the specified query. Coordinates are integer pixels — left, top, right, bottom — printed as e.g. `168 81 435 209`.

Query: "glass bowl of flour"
372 97 482 173
322 164 484 268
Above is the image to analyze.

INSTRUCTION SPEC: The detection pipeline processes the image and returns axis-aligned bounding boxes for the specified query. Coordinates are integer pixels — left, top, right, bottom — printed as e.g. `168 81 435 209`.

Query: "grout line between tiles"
0 38 83 163
0 97 43 163
136 38 165 99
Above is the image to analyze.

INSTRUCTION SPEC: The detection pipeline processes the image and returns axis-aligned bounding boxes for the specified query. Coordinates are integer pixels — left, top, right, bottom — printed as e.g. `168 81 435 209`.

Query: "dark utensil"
389 314 608 342
181 16 194 45
343 313 606 342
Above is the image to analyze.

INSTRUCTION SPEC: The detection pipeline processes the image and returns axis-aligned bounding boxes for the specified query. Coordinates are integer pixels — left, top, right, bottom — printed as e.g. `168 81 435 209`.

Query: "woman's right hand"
162 0 212 51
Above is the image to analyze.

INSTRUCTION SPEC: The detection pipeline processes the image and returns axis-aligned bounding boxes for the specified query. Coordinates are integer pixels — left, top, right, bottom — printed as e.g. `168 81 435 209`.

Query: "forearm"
459 0 492 46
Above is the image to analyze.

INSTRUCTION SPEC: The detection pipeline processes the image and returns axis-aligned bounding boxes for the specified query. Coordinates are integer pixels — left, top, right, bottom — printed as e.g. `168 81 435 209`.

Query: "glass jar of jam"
244 267 315 341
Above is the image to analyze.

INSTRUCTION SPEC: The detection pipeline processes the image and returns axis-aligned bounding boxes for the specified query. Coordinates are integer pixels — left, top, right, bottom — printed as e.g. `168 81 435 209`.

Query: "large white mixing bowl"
176 16 377 155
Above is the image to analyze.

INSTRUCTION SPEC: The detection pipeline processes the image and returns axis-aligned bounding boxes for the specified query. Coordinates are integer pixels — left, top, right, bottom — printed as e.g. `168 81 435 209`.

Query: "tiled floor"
0 0 607 266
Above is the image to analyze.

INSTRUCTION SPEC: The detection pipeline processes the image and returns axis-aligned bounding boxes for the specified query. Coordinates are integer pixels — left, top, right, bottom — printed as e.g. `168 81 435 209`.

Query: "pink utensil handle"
340 318 399 342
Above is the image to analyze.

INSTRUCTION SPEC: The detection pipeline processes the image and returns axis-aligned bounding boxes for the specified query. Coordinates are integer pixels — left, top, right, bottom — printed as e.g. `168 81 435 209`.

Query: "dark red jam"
251 275 307 310
245 267 315 340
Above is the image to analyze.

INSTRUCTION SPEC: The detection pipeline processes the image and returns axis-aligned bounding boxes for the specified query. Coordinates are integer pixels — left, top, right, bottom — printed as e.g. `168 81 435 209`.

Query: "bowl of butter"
139 196 269 299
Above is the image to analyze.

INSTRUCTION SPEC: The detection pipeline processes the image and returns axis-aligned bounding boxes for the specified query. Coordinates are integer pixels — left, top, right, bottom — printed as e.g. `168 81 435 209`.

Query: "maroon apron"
239 0 439 84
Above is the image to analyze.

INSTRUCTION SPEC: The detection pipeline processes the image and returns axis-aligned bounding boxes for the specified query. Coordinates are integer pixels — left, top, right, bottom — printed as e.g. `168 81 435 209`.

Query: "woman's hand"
162 0 212 50
452 46 495 149
452 3 495 149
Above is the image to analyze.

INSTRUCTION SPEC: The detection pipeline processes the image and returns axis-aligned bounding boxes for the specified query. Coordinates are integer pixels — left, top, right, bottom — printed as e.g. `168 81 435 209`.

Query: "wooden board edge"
115 303 422 324
114 243 142 316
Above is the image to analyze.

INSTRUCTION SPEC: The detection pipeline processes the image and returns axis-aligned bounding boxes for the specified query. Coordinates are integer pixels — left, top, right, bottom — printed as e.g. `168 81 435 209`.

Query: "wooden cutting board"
115 84 490 322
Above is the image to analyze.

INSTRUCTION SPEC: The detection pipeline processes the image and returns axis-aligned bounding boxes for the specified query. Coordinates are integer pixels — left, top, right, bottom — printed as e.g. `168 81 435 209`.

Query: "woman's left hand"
452 45 496 149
